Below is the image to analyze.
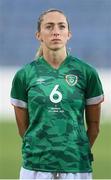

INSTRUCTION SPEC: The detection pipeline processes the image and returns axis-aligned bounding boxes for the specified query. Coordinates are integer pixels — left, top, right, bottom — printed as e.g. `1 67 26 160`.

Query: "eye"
46 25 52 30
59 25 66 29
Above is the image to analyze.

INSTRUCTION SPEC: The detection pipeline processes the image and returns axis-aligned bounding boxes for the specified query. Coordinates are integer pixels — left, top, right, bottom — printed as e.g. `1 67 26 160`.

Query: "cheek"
62 33 70 41
62 31 69 37
41 32 50 40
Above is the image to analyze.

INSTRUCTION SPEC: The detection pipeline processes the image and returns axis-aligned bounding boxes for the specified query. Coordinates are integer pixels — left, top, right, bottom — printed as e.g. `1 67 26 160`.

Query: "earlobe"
35 32 41 41
68 32 72 40
35 32 43 42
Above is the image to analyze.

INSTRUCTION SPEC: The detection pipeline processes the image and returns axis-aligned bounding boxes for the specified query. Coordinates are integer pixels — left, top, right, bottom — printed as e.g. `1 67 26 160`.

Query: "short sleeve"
85 68 104 105
10 69 28 108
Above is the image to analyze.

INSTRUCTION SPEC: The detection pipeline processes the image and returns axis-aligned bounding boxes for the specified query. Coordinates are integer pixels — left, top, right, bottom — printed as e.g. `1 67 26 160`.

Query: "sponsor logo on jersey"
65 74 78 86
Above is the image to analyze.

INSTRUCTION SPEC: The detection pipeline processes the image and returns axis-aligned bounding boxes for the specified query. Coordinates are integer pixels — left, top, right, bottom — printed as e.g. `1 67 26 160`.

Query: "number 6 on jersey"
49 85 62 104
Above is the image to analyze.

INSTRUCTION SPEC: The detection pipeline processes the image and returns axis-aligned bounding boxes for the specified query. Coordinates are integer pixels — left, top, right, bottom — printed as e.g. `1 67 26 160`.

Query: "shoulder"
69 55 98 75
14 60 37 78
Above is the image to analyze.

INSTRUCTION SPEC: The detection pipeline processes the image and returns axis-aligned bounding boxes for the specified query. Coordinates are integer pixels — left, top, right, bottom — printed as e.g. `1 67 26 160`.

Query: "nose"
53 32 59 37
52 26 60 37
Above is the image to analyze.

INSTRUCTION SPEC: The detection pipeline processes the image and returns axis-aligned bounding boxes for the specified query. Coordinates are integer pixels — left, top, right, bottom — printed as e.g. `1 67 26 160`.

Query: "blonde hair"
35 46 43 58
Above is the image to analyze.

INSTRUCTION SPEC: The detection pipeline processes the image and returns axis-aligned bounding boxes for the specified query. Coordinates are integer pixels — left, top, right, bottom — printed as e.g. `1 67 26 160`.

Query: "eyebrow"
44 22 67 26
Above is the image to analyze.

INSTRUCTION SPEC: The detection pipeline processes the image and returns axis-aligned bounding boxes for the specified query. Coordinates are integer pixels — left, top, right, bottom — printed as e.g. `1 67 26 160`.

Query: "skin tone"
14 11 102 148
85 104 101 147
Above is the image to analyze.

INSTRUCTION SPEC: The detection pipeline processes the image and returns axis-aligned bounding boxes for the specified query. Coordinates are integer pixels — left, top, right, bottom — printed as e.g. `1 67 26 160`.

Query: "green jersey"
11 55 104 173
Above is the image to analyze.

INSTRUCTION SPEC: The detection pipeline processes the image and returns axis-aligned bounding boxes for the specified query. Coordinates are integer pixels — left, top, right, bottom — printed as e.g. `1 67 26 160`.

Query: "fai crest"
65 74 78 86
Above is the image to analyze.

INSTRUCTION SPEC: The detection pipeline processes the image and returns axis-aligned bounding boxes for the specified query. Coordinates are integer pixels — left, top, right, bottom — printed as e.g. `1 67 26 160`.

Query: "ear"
67 31 72 41
35 31 43 41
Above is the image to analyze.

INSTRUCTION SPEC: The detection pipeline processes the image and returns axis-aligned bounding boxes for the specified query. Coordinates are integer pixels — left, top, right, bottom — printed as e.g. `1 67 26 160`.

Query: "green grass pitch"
0 120 111 179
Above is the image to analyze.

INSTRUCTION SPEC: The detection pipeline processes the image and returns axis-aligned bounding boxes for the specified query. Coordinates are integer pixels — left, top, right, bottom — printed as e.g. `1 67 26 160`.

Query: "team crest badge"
65 74 78 86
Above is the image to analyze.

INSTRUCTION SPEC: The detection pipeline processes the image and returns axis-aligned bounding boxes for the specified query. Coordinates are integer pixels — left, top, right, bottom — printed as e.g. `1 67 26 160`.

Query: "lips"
51 39 62 44
51 39 61 41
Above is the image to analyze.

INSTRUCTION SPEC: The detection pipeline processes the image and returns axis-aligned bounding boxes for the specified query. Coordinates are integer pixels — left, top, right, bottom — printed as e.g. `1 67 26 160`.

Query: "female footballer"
11 9 104 179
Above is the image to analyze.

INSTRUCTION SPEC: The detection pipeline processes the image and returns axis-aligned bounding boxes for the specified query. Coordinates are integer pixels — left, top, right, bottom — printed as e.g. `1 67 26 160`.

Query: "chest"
26 67 86 108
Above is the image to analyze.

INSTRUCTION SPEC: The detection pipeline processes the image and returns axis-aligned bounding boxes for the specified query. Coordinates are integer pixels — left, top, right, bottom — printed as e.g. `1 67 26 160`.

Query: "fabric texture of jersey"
11 55 104 173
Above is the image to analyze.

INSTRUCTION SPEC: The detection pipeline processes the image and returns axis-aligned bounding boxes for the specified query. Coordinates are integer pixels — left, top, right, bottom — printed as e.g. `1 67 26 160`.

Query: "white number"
50 85 62 103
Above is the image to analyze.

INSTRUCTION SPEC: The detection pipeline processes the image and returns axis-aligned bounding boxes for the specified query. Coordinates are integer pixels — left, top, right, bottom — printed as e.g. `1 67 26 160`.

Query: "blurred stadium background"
0 0 111 179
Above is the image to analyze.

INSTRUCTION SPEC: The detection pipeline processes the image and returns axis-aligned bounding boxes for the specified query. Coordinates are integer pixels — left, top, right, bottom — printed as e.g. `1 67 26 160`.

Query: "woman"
11 9 104 179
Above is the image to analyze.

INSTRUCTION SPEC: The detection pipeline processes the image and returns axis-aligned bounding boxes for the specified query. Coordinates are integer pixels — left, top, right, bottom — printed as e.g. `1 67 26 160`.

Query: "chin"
50 45 64 51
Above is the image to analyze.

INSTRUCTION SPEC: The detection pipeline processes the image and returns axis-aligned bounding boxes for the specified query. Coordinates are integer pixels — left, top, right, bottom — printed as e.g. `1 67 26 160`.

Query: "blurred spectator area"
0 0 111 68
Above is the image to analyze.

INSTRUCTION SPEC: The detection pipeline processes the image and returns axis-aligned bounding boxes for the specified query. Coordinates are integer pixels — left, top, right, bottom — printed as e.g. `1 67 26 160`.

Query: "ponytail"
35 46 43 59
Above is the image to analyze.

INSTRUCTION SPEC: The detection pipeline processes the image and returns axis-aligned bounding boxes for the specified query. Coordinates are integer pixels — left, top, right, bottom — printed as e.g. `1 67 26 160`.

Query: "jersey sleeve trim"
11 98 27 108
86 94 104 105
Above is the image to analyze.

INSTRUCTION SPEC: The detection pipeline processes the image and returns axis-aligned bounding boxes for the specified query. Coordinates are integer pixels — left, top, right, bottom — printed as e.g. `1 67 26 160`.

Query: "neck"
42 47 67 69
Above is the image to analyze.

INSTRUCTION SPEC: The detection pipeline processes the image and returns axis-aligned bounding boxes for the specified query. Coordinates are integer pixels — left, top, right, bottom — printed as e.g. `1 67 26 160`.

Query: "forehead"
41 12 67 25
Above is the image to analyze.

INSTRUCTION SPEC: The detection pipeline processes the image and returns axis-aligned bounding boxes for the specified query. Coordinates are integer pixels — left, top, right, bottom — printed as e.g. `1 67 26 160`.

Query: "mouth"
51 39 62 45
51 39 61 42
